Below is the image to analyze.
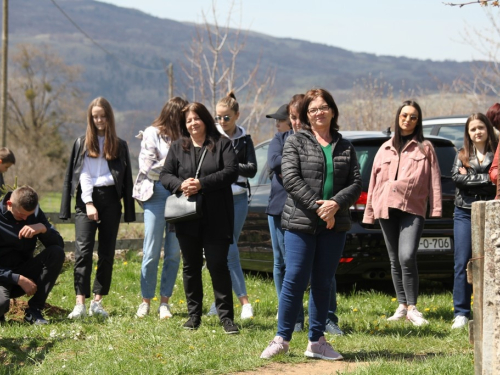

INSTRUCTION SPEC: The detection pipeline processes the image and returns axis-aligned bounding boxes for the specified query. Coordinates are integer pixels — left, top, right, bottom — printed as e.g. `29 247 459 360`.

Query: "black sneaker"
24 308 49 325
221 318 239 334
183 316 201 330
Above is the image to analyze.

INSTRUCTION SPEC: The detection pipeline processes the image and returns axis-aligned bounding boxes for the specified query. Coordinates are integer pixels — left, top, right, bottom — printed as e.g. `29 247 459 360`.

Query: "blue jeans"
141 181 181 299
327 276 340 324
453 206 472 318
227 192 248 298
278 228 346 342
268 215 304 325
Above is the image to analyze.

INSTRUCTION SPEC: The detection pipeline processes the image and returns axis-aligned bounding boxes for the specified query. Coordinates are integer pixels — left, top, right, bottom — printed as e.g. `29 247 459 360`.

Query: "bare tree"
444 0 500 7
6 44 84 191
180 0 275 140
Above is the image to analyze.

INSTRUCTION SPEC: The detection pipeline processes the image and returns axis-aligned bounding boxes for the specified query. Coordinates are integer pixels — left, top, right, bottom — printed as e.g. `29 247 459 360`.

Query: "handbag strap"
194 147 208 179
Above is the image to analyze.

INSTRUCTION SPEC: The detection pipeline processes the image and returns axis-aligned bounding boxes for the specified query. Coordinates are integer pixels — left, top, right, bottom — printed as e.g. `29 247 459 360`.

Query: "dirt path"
231 360 365 375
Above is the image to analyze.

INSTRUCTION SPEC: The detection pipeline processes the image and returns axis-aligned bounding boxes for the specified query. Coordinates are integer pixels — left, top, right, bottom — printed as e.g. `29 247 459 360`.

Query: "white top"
80 136 114 203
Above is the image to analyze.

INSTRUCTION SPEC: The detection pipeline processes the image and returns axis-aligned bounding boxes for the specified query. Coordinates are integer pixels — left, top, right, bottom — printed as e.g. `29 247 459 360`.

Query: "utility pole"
1 0 8 147
167 63 174 99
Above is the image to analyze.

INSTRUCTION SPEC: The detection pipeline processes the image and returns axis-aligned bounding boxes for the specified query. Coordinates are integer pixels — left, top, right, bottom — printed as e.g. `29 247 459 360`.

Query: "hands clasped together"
316 200 340 230
180 178 202 197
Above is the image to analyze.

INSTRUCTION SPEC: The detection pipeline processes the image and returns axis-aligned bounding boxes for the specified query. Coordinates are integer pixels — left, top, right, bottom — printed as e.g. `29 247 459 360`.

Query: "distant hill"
6 0 477 113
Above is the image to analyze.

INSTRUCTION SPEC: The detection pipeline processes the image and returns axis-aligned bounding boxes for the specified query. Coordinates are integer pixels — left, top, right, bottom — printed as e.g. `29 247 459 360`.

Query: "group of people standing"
1 87 498 362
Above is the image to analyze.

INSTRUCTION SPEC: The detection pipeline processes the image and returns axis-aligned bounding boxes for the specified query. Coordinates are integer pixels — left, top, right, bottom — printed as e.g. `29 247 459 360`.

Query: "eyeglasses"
215 115 231 122
307 105 330 115
400 113 418 122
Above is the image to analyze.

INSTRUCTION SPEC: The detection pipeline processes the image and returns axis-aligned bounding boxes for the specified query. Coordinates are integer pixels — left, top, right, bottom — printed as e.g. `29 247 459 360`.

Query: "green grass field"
0 251 473 374
0 193 473 374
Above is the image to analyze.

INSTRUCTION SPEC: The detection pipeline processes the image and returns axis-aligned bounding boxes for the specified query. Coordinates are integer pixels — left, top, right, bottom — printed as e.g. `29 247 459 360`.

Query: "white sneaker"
136 302 150 318
406 307 428 326
68 303 87 319
451 315 469 329
241 303 254 319
206 302 217 316
387 305 408 321
89 300 109 318
158 303 172 319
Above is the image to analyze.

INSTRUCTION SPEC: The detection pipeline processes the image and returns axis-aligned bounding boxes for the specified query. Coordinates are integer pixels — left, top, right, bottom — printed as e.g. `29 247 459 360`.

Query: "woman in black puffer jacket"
260 88 361 361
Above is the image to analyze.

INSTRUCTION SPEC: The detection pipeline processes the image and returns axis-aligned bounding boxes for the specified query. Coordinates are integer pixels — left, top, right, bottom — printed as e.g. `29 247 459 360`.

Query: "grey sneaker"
158 303 172 319
89 300 109 318
304 336 343 361
24 308 49 325
294 322 303 332
325 320 344 335
68 303 87 319
136 302 150 318
260 336 289 359
451 315 469 329
206 302 217 316
387 305 408 321
406 307 428 326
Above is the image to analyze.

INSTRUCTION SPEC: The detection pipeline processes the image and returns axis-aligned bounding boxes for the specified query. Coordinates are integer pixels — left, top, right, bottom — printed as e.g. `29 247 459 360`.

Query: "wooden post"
473 200 500 374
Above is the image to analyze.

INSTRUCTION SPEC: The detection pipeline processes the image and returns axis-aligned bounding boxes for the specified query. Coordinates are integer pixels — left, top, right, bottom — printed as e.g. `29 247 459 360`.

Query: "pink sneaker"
387 305 408 321
260 336 289 359
304 336 343 361
407 307 429 326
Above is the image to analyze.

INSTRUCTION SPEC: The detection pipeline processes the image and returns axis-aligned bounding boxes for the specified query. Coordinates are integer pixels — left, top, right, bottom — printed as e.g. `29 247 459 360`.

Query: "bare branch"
443 0 499 7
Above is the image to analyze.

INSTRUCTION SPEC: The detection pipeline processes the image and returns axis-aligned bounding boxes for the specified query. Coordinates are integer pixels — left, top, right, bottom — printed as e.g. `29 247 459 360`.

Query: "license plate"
418 237 452 251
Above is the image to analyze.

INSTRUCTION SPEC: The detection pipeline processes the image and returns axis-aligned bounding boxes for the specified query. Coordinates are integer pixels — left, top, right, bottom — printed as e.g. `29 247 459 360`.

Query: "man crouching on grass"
0 186 65 325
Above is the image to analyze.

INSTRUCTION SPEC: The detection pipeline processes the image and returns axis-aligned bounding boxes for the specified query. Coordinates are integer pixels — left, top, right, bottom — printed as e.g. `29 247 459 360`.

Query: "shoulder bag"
164 147 208 223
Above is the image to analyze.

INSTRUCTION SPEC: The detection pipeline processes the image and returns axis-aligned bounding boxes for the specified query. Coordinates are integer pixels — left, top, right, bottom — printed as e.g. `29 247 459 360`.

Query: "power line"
49 0 165 73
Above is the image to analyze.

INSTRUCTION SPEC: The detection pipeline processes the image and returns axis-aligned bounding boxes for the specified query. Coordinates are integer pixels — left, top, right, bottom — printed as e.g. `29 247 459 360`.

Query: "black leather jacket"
233 134 257 179
59 136 136 222
281 130 362 234
451 150 496 209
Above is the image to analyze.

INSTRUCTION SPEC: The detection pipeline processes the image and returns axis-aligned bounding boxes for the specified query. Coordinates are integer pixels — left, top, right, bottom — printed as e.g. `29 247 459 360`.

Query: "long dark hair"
459 112 498 167
85 97 119 160
393 100 425 154
152 97 189 141
299 88 339 139
486 103 500 131
181 102 220 152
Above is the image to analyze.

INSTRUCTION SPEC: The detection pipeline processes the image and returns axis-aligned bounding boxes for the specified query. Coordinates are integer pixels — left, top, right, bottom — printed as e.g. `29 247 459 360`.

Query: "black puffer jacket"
452 150 496 209
281 130 362 233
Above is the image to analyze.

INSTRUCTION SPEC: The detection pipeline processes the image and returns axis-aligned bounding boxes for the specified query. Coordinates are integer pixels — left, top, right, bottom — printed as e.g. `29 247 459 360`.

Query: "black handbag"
164 148 207 223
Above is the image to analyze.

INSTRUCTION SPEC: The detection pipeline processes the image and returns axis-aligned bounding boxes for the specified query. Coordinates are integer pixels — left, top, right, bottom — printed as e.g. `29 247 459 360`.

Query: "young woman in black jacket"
60 97 135 319
451 112 497 329
160 102 239 333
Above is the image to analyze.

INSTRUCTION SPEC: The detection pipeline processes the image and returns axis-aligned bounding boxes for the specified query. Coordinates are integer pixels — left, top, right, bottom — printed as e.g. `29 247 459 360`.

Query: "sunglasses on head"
215 115 231 122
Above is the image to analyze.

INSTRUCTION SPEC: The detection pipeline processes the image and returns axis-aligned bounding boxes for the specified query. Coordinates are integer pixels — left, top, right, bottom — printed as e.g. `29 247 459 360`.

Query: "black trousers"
177 234 234 321
0 245 65 315
74 186 122 297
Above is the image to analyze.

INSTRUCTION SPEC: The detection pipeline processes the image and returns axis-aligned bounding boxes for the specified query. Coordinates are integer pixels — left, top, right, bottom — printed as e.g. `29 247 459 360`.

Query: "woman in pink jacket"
363 100 442 326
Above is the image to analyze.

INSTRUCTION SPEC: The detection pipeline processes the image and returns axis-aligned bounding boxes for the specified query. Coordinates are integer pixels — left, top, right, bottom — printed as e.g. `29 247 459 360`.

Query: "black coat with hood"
281 130 362 234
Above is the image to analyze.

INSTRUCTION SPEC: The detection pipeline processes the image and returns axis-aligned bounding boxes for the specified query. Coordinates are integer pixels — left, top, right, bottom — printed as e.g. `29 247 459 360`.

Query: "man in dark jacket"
0 186 65 325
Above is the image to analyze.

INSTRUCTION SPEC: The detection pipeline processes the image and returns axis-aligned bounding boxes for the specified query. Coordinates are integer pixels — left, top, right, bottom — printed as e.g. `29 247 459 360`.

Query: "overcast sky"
98 0 493 62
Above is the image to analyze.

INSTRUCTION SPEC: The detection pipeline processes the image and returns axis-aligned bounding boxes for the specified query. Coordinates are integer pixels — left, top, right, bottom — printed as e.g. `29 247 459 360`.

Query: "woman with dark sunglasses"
363 100 442 326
